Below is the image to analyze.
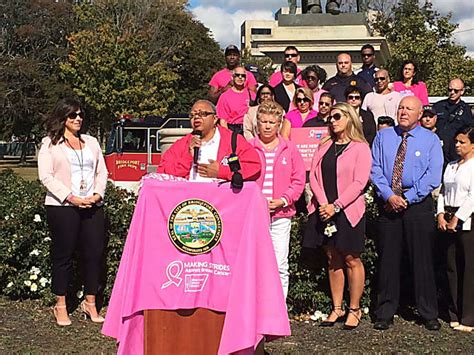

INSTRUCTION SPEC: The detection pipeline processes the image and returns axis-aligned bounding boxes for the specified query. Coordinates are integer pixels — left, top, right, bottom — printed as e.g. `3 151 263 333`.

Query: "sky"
188 0 474 56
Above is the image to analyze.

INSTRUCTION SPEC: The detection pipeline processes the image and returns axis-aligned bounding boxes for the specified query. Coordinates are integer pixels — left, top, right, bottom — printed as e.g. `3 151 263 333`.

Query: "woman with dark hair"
301 65 328 110
281 87 318 138
273 61 300 113
305 103 372 330
437 125 474 332
393 60 429 106
344 85 376 146
243 84 275 140
38 97 108 326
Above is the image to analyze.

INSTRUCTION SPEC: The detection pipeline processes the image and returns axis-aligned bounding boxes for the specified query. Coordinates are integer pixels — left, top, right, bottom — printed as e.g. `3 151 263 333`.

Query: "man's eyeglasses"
67 112 85 120
362 53 374 58
448 88 461 94
234 73 246 78
328 113 343 121
285 53 298 58
306 76 318 82
296 97 311 104
374 77 386 82
319 101 331 107
347 95 361 101
189 111 215 119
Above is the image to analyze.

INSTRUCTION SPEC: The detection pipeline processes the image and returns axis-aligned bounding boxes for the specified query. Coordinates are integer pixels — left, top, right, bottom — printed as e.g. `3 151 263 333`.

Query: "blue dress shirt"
371 125 443 204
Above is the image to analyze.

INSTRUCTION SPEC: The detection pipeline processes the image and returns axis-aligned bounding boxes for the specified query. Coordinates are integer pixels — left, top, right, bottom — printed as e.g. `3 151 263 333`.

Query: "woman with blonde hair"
304 102 372 329
281 87 318 138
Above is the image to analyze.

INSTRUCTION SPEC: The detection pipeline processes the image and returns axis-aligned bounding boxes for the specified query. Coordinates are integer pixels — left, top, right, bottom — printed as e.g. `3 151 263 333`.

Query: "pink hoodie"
307 140 371 227
250 136 305 218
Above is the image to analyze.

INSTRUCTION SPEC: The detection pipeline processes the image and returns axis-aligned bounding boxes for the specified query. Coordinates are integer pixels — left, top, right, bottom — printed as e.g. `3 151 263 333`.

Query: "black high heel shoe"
342 307 361 330
319 306 345 327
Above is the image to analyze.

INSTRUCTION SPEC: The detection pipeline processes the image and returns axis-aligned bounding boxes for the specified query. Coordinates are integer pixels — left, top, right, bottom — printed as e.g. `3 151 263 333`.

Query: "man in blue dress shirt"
371 96 444 331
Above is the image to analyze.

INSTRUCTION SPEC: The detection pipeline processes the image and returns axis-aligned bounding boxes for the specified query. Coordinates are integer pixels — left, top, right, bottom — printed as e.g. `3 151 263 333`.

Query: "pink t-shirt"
209 68 257 90
269 68 307 88
216 88 251 125
284 109 318 128
393 81 429 106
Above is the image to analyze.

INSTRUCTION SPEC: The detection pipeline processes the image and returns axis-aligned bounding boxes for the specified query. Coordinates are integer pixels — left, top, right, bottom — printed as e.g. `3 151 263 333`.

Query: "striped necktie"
391 132 408 196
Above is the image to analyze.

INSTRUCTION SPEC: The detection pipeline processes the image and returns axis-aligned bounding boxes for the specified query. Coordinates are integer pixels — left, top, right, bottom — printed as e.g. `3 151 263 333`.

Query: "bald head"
397 96 423 131
336 53 352 76
448 78 465 104
374 69 390 93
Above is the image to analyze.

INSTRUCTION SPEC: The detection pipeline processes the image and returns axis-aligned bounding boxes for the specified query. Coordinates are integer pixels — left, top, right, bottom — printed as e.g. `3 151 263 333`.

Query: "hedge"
0 169 379 315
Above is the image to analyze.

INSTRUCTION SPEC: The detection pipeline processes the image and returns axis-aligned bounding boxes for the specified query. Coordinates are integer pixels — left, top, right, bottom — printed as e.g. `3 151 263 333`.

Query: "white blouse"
437 158 474 230
66 145 95 198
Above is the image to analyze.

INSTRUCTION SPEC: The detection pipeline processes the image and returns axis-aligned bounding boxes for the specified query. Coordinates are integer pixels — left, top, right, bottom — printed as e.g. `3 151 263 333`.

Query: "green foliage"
372 0 474 95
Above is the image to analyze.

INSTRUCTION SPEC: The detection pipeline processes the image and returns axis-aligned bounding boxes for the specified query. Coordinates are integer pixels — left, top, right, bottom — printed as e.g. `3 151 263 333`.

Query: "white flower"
76 290 84 299
4 215 9 220
363 307 369 314
30 266 40 275
24 280 32 286
29 249 40 256
30 283 38 292
310 310 327 321
30 274 38 280
33 214 42 222
39 277 48 287
6 282 13 288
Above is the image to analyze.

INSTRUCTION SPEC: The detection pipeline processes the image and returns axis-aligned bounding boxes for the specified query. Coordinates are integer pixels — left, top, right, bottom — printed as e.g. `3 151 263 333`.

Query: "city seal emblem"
168 199 223 255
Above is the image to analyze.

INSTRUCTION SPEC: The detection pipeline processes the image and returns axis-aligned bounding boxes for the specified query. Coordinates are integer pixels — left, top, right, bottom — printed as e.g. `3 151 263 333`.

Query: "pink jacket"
250 136 305 218
285 109 318 128
157 126 261 181
307 140 371 227
38 135 108 206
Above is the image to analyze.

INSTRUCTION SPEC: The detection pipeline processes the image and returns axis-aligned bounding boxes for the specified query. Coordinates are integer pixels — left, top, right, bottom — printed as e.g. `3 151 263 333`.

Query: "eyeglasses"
319 101 331 107
448 88 461 94
189 111 215 119
67 112 85 120
374 77 386 82
306 76 318 81
234 73 246 78
296 97 311 104
347 95 361 100
328 113 343 121
284 53 298 58
362 53 374 58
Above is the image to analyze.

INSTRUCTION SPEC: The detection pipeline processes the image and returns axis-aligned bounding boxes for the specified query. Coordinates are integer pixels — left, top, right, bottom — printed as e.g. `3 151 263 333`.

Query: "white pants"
270 217 292 299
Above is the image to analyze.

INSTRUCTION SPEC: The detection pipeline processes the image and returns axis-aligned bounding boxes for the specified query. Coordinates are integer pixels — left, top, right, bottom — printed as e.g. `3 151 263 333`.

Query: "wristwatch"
334 203 341 214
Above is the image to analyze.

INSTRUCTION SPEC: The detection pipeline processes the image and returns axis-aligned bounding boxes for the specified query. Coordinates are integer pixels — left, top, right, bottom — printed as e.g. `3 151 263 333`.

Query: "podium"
102 178 290 354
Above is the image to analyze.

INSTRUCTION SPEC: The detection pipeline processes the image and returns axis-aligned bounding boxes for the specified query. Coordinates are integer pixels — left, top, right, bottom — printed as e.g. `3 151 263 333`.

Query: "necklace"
334 142 348 157
65 136 87 196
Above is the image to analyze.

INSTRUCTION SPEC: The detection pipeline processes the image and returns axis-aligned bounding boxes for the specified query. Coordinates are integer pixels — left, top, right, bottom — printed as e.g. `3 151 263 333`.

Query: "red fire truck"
105 114 192 191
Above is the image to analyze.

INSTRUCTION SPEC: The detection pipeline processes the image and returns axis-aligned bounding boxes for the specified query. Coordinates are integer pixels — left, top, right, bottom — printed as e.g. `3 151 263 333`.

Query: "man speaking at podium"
157 99 261 182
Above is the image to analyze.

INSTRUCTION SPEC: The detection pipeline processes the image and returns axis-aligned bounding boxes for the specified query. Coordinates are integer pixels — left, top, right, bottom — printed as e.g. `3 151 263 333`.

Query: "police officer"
433 78 474 163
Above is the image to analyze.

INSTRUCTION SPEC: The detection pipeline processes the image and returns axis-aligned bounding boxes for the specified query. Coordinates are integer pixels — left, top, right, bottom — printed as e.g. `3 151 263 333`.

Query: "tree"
371 0 474 95
0 0 75 147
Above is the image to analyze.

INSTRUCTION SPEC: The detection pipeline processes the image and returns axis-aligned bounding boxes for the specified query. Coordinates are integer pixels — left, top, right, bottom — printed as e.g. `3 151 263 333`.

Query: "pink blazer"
307 140 371 227
38 134 108 206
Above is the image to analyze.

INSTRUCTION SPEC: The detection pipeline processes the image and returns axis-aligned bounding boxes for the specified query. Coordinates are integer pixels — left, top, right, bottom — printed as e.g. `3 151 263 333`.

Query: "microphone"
192 130 202 165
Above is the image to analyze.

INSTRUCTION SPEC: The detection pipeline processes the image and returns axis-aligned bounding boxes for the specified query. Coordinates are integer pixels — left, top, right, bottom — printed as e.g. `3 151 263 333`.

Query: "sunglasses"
296 97 311 104
285 53 298 58
234 73 246 78
319 101 331 107
67 112 85 120
448 88 461 94
374 77 386 82
306 75 318 81
328 113 343 121
347 95 361 100
362 53 374 58
189 111 215 119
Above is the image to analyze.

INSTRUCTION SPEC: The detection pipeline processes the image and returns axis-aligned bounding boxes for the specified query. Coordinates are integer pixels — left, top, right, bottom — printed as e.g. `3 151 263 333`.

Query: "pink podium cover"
102 179 291 354
290 127 329 171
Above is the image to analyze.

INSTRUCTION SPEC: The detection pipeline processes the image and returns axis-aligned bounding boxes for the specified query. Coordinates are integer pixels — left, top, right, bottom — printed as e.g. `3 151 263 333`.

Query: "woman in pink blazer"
38 98 108 326
305 102 371 330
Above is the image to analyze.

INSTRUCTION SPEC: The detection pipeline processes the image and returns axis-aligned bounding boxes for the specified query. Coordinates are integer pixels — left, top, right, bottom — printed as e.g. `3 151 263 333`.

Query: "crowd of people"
38 43 473 335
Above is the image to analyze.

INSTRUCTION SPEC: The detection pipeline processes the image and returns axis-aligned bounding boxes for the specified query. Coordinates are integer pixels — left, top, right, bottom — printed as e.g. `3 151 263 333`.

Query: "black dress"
303 142 365 253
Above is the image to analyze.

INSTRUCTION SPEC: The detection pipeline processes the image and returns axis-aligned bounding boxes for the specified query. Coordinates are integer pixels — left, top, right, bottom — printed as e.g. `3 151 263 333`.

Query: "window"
122 129 147 153
251 28 271 35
